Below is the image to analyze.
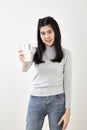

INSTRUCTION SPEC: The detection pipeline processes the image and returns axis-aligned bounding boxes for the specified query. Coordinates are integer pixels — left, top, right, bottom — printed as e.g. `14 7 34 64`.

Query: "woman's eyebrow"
40 29 52 33
40 31 45 34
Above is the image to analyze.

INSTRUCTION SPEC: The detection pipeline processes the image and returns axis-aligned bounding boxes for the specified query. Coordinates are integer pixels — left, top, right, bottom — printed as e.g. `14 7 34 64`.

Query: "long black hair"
33 16 63 64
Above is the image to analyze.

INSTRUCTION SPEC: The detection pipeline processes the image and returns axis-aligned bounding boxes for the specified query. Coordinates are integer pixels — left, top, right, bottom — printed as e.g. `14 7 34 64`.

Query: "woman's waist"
31 85 64 97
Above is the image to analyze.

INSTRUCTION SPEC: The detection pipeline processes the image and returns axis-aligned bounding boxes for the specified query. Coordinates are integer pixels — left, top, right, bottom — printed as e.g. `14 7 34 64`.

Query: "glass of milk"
20 43 32 62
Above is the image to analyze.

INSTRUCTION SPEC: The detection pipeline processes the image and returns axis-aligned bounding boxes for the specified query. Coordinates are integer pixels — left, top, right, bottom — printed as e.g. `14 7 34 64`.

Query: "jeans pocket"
55 93 65 102
29 95 42 107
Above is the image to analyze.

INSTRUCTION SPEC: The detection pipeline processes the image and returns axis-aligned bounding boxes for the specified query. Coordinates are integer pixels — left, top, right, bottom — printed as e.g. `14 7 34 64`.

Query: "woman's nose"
45 33 49 39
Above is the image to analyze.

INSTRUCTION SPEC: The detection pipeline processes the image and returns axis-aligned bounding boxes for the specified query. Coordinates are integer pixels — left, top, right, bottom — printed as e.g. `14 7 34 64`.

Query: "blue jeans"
26 93 65 130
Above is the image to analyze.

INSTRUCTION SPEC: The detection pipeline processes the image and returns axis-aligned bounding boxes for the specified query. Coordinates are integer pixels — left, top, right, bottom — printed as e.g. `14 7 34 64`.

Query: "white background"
0 0 87 130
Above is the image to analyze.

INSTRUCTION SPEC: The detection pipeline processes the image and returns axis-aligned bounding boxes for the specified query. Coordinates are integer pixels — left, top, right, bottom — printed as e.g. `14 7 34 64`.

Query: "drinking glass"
19 43 32 62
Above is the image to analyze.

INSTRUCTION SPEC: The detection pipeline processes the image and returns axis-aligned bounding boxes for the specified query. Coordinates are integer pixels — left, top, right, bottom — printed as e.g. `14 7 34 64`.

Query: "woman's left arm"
63 50 72 108
58 49 72 130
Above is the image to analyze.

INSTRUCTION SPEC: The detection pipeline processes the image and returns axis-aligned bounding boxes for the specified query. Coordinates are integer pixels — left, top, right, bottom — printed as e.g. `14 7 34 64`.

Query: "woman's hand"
18 50 25 63
18 50 30 68
58 108 71 130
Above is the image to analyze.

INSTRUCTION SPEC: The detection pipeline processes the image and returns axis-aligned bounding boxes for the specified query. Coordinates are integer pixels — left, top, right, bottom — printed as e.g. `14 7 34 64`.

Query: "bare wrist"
23 62 29 68
65 108 71 114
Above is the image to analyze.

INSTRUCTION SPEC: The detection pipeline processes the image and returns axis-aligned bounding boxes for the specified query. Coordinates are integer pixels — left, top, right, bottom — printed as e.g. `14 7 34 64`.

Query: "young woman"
19 16 72 130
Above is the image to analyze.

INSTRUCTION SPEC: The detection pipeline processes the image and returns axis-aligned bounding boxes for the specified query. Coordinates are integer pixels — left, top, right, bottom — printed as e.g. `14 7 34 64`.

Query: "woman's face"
40 25 55 46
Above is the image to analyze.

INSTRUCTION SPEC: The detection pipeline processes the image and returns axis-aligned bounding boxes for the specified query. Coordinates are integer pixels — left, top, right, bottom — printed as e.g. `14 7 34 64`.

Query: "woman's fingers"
62 123 67 130
58 110 70 130
18 50 25 62
58 117 63 125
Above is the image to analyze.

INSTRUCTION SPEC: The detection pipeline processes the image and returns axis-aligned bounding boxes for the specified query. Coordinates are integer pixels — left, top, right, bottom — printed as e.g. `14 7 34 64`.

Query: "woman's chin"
45 42 54 46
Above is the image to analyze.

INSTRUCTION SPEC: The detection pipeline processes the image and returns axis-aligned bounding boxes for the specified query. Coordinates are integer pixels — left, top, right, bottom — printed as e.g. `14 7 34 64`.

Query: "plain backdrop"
0 0 87 130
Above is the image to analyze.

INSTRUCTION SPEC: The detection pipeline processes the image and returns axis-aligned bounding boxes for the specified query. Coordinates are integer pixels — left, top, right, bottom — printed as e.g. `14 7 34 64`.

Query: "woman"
19 16 72 130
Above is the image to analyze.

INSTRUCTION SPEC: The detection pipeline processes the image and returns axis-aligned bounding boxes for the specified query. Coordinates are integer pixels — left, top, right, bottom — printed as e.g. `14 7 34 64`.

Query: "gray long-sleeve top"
23 45 72 108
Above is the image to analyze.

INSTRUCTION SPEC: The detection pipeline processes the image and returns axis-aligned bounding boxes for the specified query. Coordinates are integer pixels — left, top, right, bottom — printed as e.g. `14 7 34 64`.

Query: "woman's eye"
48 31 52 34
41 32 45 35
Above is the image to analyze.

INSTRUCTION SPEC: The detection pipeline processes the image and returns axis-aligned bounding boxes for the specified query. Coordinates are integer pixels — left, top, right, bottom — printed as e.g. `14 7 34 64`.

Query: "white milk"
23 50 32 62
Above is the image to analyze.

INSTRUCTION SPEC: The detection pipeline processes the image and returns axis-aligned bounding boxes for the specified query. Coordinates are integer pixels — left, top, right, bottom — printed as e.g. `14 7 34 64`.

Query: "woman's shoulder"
62 48 72 63
62 48 72 56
